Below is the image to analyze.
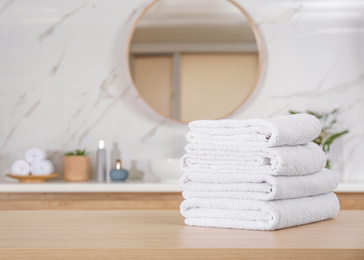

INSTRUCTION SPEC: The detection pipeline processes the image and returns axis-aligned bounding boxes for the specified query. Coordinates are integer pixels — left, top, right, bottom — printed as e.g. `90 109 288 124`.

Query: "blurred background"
0 0 363 183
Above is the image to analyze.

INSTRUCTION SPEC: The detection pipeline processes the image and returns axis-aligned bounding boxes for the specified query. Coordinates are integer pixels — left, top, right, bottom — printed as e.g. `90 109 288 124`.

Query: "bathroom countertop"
0 180 182 192
0 210 363 259
0 180 363 193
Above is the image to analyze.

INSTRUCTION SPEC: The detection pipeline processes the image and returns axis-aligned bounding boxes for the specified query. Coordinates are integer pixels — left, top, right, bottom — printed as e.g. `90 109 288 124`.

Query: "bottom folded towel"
180 192 340 231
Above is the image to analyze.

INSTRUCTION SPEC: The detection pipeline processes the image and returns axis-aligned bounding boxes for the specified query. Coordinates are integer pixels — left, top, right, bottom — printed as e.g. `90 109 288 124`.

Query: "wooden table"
1 210 363 259
1 192 363 210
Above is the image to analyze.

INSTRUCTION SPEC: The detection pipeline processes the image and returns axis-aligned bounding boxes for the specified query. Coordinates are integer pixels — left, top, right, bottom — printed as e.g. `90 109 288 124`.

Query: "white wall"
0 0 363 182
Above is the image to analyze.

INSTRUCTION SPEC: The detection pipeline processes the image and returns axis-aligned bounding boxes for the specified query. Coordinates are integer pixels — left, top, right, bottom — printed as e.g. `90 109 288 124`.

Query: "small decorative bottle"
97 140 107 182
110 159 128 181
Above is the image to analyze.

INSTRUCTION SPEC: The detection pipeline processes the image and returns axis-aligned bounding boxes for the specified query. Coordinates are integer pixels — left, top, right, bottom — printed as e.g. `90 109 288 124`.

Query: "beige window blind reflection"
132 54 173 117
180 53 258 122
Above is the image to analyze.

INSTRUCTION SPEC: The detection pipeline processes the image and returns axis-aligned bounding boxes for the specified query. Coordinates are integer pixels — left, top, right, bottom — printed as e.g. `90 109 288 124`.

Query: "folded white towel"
10 160 30 176
180 168 338 201
188 114 321 147
25 148 47 164
180 192 340 231
182 142 326 176
30 160 54 176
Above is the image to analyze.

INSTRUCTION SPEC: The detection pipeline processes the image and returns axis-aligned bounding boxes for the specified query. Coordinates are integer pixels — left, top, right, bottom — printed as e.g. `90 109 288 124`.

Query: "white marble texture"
0 0 363 182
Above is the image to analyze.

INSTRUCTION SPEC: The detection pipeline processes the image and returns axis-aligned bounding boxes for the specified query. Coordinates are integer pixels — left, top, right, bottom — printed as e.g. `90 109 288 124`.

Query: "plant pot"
63 156 90 181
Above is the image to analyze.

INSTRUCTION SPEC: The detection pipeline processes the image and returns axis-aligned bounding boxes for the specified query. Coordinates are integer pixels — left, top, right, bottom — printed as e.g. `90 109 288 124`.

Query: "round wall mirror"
128 0 263 123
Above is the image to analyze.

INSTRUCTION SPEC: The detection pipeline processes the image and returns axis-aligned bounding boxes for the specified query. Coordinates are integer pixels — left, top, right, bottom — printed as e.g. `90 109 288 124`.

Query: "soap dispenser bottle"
110 159 128 181
97 140 107 182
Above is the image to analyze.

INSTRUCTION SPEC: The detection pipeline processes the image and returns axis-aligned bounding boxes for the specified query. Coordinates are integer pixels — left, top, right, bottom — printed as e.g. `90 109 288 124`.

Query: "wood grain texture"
1 249 364 260
0 192 363 210
0 192 183 210
0 210 363 259
336 193 364 210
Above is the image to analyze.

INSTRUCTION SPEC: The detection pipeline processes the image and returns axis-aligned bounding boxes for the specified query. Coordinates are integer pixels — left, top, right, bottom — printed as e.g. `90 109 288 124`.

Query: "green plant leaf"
65 149 88 156
306 110 323 119
330 108 339 115
313 137 321 146
329 119 337 126
323 130 349 151
289 110 299 114
326 160 330 169
75 149 83 155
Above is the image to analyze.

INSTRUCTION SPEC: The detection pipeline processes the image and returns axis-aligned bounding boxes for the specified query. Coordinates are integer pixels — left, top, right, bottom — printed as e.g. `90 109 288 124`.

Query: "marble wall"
0 0 363 182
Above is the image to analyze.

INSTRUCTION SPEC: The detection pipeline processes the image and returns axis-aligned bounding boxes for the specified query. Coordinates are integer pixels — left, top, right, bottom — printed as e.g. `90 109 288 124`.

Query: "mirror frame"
126 0 264 123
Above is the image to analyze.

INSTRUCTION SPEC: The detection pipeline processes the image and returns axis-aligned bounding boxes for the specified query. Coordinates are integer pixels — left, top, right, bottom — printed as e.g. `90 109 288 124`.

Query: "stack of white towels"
180 114 340 231
10 148 54 176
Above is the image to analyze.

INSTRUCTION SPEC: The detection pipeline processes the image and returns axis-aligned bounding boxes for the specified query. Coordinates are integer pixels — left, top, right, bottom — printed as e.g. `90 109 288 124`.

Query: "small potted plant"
63 149 90 181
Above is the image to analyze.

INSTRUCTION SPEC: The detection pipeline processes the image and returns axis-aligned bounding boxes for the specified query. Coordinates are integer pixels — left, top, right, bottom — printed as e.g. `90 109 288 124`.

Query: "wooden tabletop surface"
1 210 363 259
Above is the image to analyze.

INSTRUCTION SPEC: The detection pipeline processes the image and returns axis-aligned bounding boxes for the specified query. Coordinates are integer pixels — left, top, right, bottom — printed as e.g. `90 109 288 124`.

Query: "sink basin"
149 158 183 182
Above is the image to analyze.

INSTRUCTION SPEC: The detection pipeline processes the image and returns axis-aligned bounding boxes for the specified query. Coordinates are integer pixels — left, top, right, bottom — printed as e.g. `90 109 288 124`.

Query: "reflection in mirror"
128 0 262 123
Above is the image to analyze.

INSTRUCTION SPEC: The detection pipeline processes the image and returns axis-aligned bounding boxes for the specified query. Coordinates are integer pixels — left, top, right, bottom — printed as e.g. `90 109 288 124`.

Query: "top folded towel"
188 114 321 147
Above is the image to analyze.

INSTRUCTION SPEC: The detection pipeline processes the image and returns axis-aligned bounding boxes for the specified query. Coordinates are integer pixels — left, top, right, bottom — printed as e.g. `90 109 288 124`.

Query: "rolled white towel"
188 114 321 147
10 160 30 176
30 160 54 176
182 142 326 176
25 148 47 164
180 168 339 201
180 192 340 231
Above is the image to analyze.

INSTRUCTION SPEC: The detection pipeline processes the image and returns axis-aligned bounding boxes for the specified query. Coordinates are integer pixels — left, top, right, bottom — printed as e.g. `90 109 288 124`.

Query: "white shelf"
0 181 363 193
334 183 364 193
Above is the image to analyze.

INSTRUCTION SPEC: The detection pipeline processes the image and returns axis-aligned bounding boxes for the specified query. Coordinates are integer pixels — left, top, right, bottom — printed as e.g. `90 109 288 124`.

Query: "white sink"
149 158 183 182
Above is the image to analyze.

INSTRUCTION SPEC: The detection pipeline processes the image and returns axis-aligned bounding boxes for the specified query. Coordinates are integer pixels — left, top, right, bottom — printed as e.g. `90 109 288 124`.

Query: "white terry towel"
30 160 54 176
10 160 30 176
180 192 340 231
25 148 47 164
188 114 321 147
180 168 339 201
182 142 326 176
181 142 326 176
